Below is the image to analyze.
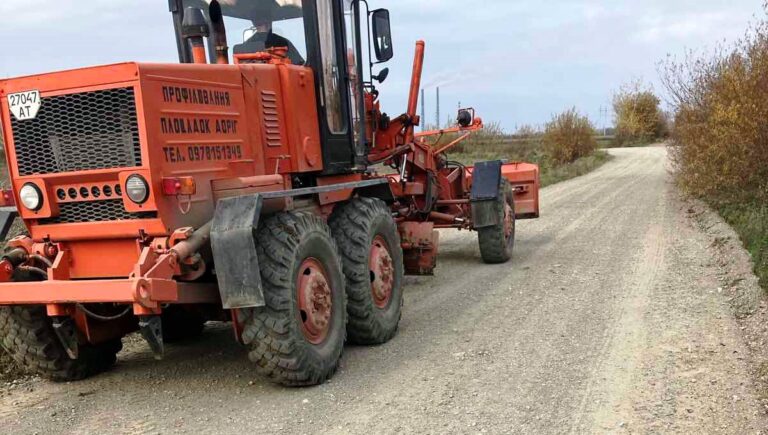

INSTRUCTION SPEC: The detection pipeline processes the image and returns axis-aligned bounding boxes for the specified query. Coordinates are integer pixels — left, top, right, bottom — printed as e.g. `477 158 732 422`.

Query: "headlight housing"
19 183 43 211
125 175 149 204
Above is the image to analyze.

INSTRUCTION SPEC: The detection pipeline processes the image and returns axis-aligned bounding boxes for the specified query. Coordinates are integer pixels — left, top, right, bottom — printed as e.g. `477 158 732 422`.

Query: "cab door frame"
303 0 362 175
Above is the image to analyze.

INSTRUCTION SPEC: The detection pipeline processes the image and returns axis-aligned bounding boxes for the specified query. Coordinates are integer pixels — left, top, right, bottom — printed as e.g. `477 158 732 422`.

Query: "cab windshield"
182 0 308 65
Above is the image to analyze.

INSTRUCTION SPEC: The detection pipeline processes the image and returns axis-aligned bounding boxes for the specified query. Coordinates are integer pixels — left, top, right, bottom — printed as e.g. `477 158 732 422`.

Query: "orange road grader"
0 0 539 386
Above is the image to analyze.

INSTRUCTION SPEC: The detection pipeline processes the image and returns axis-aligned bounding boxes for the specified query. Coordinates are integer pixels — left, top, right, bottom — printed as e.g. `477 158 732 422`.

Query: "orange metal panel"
65 239 140 279
279 66 322 173
316 174 361 205
0 278 219 306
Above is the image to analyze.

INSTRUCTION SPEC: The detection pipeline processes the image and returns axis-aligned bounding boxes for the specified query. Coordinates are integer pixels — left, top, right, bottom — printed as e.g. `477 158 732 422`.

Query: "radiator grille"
39 200 156 225
9 88 141 176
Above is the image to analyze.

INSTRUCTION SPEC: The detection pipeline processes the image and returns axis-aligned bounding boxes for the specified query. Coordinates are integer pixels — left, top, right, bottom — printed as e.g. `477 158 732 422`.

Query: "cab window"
317 0 346 134
343 0 363 146
181 0 309 65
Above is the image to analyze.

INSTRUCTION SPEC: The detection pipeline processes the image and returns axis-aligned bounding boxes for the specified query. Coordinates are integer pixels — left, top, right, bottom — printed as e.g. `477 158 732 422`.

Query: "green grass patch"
716 202 768 291
539 151 611 187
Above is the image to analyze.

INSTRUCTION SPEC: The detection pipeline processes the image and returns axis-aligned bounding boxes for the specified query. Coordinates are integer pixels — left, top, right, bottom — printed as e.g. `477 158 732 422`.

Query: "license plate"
7 90 41 120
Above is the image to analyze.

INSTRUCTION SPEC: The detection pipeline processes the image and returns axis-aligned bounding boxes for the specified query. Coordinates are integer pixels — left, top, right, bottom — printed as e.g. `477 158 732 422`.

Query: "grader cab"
0 0 539 386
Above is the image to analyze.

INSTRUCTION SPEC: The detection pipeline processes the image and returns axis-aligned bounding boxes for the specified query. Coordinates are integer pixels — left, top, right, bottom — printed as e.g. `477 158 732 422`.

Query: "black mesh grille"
9 88 141 176
39 200 156 225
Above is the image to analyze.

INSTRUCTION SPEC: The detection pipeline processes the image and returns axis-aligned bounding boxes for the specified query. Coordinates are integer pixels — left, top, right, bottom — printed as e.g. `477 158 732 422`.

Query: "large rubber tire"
330 198 404 345
161 306 206 343
0 306 122 381
478 179 516 264
242 212 347 386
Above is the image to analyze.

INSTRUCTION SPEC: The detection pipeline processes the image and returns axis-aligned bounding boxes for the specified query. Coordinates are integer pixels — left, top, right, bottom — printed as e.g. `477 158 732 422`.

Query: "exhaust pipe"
209 0 230 64
181 7 209 64
407 41 425 123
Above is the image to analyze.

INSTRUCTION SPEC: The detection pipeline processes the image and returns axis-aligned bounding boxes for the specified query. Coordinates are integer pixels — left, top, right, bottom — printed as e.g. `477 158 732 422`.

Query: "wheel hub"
297 258 332 344
369 236 394 308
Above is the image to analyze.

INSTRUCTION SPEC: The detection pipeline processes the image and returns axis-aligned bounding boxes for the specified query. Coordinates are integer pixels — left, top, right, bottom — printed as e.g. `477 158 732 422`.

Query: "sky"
0 0 761 132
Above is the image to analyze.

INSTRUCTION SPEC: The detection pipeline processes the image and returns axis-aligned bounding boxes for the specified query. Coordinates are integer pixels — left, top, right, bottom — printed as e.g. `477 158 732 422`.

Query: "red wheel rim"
503 202 514 239
369 236 394 309
296 258 332 344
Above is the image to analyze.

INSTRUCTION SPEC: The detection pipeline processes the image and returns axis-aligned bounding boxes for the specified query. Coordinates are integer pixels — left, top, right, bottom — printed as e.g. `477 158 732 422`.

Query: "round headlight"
125 175 149 204
19 183 43 211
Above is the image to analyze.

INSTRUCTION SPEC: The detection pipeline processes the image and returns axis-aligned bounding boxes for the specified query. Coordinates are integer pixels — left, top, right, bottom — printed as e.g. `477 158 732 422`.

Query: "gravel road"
2 146 767 434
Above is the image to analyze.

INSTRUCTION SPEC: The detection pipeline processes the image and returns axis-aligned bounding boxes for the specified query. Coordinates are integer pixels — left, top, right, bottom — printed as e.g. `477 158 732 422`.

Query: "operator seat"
234 31 305 65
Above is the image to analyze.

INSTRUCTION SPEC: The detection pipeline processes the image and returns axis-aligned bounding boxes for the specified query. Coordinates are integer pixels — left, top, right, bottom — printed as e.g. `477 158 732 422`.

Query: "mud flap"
471 160 502 229
211 194 265 309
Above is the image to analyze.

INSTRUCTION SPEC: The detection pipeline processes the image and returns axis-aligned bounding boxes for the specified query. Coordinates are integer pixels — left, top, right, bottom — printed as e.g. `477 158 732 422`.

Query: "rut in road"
1 146 766 434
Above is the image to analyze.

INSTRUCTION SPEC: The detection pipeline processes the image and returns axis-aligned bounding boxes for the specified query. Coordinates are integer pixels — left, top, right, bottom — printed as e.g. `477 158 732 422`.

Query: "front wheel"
0 306 122 381
477 179 516 264
241 212 347 386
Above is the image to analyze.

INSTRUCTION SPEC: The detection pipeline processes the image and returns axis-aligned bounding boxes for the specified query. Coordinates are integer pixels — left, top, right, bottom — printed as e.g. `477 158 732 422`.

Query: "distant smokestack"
436 87 440 128
420 89 425 131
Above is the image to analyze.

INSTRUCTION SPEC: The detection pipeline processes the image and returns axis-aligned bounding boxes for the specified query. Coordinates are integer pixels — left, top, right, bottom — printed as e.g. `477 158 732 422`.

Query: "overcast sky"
0 0 760 131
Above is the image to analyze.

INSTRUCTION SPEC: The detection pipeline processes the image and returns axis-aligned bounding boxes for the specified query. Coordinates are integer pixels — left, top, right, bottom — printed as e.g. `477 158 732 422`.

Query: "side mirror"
371 9 393 63
373 67 389 83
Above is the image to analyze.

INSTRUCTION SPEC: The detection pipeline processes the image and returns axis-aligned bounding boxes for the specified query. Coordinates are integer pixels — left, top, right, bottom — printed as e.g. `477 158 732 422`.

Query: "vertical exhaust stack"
181 7 209 64
407 41 426 124
209 0 230 64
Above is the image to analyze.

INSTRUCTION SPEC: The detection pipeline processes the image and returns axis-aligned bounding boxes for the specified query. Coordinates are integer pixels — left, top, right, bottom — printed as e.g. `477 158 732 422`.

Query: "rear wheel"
242 212 347 386
330 198 404 344
478 179 516 264
0 305 122 381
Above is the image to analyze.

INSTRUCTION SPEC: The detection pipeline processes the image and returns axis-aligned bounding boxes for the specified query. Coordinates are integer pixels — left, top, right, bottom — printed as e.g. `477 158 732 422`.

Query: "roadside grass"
596 137 614 149
716 203 768 290
447 133 611 188
539 151 611 187
610 139 657 148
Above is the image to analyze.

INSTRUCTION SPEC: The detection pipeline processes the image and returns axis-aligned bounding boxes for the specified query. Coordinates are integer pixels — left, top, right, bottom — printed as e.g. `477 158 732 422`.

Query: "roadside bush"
661 11 768 205
612 81 666 146
542 108 598 164
661 5 768 289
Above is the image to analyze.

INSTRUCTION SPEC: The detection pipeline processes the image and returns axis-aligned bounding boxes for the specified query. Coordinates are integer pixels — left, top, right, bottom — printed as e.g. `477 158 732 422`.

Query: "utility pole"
436 87 441 129
599 106 608 136
420 89 426 132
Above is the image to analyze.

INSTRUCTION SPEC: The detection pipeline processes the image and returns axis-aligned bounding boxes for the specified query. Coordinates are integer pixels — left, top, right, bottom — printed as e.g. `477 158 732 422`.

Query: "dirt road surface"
2 146 767 434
